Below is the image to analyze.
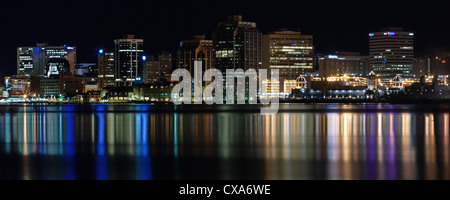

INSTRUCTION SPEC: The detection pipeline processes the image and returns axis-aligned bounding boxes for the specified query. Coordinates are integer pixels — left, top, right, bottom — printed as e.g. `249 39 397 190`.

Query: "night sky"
0 0 449 78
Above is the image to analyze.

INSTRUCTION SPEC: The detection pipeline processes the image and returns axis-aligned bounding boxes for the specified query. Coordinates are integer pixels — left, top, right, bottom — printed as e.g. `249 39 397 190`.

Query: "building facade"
413 57 431 77
98 50 115 89
262 30 314 81
213 15 262 71
17 44 77 76
177 35 213 74
145 56 161 84
430 56 450 76
369 27 414 78
158 51 173 76
318 52 369 78
114 34 144 86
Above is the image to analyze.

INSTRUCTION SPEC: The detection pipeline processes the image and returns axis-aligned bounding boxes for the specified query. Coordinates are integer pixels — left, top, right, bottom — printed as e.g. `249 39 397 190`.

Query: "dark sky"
1 0 449 78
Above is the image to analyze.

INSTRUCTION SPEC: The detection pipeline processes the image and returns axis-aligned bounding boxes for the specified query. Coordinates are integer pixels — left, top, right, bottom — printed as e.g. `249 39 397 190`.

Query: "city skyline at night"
1 0 450 79
3 1 450 196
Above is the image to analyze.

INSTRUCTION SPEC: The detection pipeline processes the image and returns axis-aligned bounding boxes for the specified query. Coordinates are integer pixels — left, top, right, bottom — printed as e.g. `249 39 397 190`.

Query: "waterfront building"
430 56 450 76
318 52 369 77
367 71 378 90
17 44 77 76
97 50 115 89
7 75 32 97
213 15 262 71
158 51 173 76
177 35 213 74
413 57 431 77
145 56 161 84
263 30 314 81
391 75 404 90
39 74 84 97
114 34 145 86
369 27 414 78
100 84 173 102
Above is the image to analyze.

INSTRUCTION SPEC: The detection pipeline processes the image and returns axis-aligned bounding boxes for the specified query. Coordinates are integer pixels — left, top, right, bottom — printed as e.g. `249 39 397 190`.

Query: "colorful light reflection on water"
0 104 449 180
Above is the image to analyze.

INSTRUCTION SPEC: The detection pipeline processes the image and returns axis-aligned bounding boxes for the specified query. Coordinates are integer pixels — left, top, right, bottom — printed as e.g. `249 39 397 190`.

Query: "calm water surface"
0 103 449 180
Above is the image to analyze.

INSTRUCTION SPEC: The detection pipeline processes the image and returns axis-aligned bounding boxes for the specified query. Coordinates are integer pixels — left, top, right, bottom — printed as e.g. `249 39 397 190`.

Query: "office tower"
177 35 213 73
158 51 173 76
369 27 414 78
213 15 262 71
17 44 77 76
318 52 369 77
430 56 450 76
97 50 115 89
413 57 431 77
262 29 314 81
145 56 160 84
16 47 34 75
114 34 144 86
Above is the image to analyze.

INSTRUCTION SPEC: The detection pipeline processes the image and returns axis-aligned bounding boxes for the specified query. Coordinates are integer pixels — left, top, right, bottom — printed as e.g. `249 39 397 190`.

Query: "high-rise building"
158 51 173 76
114 34 144 86
369 27 414 78
262 30 314 80
17 44 77 76
318 52 369 77
413 57 431 77
177 35 213 74
97 50 115 89
213 15 262 71
430 56 450 76
145 56 161 84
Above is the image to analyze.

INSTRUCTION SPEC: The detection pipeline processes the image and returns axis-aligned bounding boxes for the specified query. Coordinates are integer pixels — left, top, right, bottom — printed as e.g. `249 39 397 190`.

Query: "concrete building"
97 50 115 89
158 51 173 76
430 56 450 76
114 34 145 86
413 56 450 77
74 63 97 77
318 52 369 78
413 57 431 77
369 27 414 78
39 74 84 97
263 30 314 80
177 35 213 74
145 56 161 84
17 44 77 76
213 15 262 71
7 75 32 96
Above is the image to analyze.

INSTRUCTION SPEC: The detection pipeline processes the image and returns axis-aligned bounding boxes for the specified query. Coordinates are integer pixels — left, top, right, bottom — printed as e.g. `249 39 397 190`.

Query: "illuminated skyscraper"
17 44 77 76
177 35 213 74
213 15 262 71
98 50 115 88
262 30 314 80
369 27 414 78
114 34 144 86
